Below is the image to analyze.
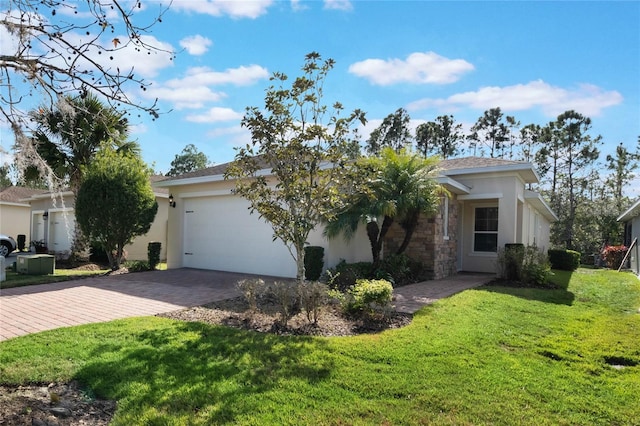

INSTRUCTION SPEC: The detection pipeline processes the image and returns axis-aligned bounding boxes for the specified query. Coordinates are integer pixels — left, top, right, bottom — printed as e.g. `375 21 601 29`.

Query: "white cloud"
324 0 353 11
173 0 273 19
143 86 226 110
186 107 243 123
407 80 623 117
180 35 213 56
141 64 268 109
349 52 474 85
290 0 308 12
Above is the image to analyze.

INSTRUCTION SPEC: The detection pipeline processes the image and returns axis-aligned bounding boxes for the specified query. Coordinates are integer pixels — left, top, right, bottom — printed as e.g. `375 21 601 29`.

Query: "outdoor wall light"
43 211 49 220
169 194 176 208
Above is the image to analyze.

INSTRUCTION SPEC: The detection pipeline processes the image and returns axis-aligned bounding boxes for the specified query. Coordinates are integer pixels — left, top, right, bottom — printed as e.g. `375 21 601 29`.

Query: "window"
474 206 498 252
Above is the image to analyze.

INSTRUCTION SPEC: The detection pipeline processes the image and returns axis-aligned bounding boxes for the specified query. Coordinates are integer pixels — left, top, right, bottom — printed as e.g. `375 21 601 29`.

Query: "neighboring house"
155 156 557 279
0 186 47 243
21 177 169 260
617 199 640 276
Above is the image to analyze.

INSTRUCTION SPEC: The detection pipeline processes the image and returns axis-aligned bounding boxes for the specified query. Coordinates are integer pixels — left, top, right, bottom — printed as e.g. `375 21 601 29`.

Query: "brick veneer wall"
383 196 458 280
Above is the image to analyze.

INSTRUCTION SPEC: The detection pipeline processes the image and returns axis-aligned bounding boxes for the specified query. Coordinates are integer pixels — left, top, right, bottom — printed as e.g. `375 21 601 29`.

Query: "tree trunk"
397 210 420 254
295 242 306 284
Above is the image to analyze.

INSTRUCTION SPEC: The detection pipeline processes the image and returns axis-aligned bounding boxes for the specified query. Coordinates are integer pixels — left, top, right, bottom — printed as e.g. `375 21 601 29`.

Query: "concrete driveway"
0 269 492 341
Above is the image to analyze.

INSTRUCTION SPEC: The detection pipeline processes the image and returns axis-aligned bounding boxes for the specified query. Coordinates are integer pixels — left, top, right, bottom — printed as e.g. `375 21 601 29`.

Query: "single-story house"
617 199 640 276
0 186 47 243
21 176 170 260
155 156 557 279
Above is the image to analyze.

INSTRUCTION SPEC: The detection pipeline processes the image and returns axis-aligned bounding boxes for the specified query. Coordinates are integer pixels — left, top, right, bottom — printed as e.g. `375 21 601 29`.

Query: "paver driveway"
0 269 492 341
0 269 263 341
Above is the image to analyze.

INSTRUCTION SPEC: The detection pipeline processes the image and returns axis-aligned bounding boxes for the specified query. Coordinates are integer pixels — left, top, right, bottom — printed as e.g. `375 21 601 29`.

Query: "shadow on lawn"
476 270 575 306
74 321 332 424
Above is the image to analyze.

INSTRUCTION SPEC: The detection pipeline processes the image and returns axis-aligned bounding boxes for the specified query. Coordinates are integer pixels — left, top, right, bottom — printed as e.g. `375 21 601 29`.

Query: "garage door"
182 196 296 278
49 210 75 253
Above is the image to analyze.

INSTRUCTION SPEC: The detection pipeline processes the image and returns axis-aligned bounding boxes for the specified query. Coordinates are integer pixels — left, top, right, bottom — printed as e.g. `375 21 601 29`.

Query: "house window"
474 206 498 252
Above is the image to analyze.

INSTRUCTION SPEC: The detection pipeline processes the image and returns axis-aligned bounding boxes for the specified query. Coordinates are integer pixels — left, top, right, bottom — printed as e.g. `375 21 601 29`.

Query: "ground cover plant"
0 268 638 425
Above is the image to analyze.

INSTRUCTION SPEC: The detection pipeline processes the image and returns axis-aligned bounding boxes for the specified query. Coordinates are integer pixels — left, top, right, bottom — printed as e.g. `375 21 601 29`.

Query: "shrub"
601 245 628 269
324 260 372 292
148 242 162 270
346 279 393 314
298 281 328 324
521 246 552 287
17 235 26 251
375 254 425 286
497 244 526 281
269 281 298 327
548 249 580 271
304 246 324 281
124 260 150 272
89 243 109 263
236 278 266 312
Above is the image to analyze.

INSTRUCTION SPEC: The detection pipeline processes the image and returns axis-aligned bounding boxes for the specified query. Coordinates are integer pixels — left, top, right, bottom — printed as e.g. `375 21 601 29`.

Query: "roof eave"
524 190 558 222
443 163 539 183
617 199 640 222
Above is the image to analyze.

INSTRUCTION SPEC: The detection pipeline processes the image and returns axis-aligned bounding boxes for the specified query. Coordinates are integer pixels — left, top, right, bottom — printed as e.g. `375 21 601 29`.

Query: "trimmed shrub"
548 249 581 271
346 279 393 314
17 235 26 251
148 242 162 270
304 246 324 281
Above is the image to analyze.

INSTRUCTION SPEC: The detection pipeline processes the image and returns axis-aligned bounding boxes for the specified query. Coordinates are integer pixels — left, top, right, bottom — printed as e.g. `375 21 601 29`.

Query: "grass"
1 262 167 289
0 268 109 289
1 268 639 425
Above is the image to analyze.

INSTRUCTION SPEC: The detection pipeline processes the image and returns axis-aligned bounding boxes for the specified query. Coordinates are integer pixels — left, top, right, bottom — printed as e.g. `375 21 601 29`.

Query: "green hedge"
548 249 581 271
304 246 324 281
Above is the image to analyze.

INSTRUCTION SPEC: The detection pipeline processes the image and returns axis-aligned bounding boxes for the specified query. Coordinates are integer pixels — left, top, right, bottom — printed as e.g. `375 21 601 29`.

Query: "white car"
0 234 17 257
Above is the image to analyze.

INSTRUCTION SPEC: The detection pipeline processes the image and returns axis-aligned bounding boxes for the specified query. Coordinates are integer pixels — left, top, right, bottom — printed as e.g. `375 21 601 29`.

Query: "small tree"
225 52 366 283
166 144 210 176
325 147 442 267
76 149 158 270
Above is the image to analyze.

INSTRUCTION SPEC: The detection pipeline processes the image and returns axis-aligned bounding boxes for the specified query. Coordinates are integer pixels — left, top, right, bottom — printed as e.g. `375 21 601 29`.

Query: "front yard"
0 268 638 425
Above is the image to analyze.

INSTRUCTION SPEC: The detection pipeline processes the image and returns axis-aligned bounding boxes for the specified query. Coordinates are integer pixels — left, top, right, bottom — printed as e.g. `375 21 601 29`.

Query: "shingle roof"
159 155 534 184
0 186 48 203
439 156 528 171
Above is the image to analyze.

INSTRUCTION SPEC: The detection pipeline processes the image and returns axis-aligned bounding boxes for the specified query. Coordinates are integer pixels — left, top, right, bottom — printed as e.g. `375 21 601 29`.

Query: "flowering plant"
601 245 628 269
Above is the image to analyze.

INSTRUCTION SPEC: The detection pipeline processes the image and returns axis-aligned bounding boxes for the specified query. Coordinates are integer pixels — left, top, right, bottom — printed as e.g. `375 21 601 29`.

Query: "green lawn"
0 268 109 289
1 268 639 425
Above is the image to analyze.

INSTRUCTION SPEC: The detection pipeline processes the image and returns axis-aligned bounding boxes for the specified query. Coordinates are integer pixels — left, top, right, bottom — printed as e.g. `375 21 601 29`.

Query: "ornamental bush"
304 246 324 281
601 245 628 269
548 249 581 271
346 279 393 314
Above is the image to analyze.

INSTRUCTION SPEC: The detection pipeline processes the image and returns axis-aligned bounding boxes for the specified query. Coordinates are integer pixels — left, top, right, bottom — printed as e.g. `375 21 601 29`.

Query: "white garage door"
182 196 296 278
49 210 75 253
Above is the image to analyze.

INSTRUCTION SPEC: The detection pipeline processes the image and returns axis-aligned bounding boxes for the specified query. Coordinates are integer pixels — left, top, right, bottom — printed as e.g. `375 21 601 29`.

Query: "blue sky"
2 1 639 192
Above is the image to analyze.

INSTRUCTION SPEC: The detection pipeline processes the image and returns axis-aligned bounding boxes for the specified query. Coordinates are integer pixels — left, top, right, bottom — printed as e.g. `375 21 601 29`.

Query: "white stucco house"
155 156 557 279
21 177 170 260
618 199 640 276
0 186 47 244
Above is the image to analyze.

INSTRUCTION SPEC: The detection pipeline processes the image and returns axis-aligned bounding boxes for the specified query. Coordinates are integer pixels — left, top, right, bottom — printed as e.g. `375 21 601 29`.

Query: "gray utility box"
17 254 55 275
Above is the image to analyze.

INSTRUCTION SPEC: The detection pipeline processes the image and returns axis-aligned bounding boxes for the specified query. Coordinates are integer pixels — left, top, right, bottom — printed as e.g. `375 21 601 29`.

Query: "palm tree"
30 94 139 192
27 94 140 260
325 147 442 267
